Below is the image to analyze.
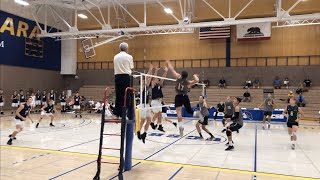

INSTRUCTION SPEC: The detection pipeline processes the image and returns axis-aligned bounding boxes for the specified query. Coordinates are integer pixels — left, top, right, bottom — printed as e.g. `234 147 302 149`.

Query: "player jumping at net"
196 95 215 141
283 98 304 150
36 99 57 128
225 97 243 151
259 93 275 130
166 60 199 137
137 64 153 144
150 65 168 132
7 96 34 145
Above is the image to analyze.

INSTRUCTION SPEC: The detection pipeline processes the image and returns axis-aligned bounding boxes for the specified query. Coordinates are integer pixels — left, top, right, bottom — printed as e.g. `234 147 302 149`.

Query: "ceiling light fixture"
14 0 29 6
164 8 173 14
78 14 88 19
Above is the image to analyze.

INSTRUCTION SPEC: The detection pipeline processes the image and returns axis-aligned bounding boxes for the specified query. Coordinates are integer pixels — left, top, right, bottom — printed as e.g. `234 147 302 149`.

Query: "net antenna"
81 35 124 59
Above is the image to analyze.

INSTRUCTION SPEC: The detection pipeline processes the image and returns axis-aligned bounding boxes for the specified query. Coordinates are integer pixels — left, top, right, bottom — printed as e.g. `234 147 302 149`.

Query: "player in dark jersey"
74 92 82 118
283 98 304 150
11 91 19 114
196 95 215 141
42 90 47 106
35 90 42 113
48 89 55 105
7 97 34 145
225 97 243 151
222 96 234 133
36 99 57 128
60 91 67 113
137 64 153 144
19 90 26 105
0 89 5 115
150 66 168 132
166 60 199 137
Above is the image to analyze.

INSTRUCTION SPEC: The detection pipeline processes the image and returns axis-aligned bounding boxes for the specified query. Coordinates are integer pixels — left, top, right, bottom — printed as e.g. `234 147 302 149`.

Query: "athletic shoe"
291 144 295 150
36 123 39 128
206 136 215 141
172 122 177 127
7 139 13 145
11 112 13 114
179 126 184 137
8 135 17 140
49 123 55 127
221 129 227 133
137 131 141 140
225 141 234 146
80 115 82 118
75 115 77 118
262 126 265 130
150 122 156 130
225 146 234 151
268 124 271 129
199 136 204 140
141 132 147 144
158 125 165 132
0 112 4 115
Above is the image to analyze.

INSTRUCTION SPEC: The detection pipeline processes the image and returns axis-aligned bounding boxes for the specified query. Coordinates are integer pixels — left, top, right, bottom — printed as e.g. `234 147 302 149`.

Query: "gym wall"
0 10 63 107
77 25 320 64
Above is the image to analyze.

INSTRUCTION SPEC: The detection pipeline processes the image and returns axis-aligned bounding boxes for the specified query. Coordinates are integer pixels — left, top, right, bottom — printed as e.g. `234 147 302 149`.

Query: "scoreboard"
25 38 43 58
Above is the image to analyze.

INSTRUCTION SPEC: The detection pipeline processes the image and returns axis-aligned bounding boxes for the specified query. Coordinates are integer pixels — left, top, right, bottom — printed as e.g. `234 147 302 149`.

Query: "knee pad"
226 130 232 136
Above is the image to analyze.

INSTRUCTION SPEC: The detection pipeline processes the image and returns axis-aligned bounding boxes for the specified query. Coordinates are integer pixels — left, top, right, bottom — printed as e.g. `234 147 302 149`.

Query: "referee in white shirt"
113 42 134 118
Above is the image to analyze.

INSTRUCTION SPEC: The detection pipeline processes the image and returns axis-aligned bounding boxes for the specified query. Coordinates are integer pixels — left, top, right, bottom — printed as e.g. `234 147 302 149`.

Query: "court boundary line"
168 167 184 180
1 145 320 179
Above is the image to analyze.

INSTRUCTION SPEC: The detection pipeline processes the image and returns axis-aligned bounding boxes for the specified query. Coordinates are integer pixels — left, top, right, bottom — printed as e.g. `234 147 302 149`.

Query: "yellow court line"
1 145 319 180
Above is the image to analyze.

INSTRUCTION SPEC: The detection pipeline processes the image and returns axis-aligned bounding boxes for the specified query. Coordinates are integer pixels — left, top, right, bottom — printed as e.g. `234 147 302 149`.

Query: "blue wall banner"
0 10 61 71
166 106 287 122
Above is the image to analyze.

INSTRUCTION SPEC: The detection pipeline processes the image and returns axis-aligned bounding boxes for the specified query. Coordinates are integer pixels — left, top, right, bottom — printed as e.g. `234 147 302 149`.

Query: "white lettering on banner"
167 110 177 114
0 40 4 48
271 114 285 119
213 112 225 116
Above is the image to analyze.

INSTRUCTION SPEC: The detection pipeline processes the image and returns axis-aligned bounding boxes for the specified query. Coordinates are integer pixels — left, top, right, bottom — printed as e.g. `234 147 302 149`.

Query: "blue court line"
59 138 100 151
253 125 258 180
144 129 196 160
168 167 184 180
49 121 195 180
49 160 96 180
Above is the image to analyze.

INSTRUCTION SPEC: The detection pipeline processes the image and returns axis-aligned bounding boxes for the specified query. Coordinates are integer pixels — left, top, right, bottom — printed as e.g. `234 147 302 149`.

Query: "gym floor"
1 114 320 180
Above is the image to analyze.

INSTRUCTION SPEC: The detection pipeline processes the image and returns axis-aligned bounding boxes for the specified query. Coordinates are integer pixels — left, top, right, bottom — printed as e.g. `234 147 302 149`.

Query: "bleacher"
77 85 320 120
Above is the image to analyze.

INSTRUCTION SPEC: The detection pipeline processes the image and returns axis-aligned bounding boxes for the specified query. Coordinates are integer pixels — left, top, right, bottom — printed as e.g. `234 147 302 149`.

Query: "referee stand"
93 84 136 180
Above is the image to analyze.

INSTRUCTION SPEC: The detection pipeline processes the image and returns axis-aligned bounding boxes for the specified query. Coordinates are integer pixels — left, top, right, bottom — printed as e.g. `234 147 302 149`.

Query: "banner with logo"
236 22 271 41
0 10 61 71
167 106 286 122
